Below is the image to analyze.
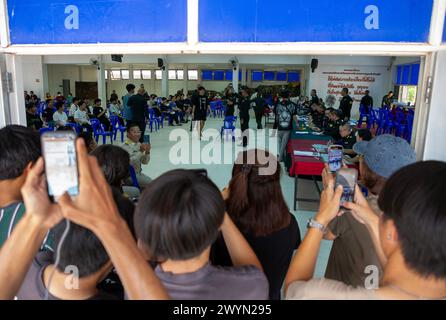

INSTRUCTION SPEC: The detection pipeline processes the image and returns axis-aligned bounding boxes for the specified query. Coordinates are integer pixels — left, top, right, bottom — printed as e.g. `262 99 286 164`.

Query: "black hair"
126 84 136 92
342 88 349 94
26 102 36 110
126 122 140 132
357 128 372 141
56 126 75 132
110 97 117 103
197 86 205 91
94 99 101 104
91 145 130 188
55 101 64 109
0 125 41 180
134 169 225 260
378 161 446 279
73 97 80 103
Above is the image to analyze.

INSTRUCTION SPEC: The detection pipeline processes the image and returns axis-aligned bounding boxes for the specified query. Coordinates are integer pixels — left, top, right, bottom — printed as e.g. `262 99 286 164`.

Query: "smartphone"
328 145 343 172
143 133 150 144
190 169 208 177
336 168 358 205
41 131 79 201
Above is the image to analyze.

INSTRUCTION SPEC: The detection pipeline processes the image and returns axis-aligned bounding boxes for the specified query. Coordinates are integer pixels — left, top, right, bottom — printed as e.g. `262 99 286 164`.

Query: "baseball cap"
353 134 416 178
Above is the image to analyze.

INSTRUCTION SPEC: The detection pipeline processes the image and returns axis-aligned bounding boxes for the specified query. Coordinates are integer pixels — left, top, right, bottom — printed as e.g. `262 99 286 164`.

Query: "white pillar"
162 64 169 97
42 57 49 98
0 53 10 127
241 66 247 85
232 64 239 93
423 52 446 161
5 54 26 125
97 58 106 103
183 64 189 95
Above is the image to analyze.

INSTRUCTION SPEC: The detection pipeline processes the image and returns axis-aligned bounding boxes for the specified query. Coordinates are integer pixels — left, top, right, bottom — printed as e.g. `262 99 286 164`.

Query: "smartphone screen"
328 145 343 172
143 134 150 144
336 168 358 204
41 132 79 199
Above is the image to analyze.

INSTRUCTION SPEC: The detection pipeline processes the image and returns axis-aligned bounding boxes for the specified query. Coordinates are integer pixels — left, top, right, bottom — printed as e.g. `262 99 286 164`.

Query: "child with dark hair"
134 169 269 300
212 149 301 300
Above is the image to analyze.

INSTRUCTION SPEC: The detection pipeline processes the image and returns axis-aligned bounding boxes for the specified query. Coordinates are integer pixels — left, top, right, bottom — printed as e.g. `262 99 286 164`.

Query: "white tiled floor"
138 113 332 278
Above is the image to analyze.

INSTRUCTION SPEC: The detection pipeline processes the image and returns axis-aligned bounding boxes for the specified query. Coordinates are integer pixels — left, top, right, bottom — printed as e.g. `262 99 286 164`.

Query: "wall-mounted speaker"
311 58 319 73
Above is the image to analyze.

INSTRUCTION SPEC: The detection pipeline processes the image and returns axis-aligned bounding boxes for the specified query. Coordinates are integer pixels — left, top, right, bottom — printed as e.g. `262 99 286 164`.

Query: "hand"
343 186 376 225
321 164 335 190
20 158 63 229
315 171 343 226
58 139 124 234
143 144 151 153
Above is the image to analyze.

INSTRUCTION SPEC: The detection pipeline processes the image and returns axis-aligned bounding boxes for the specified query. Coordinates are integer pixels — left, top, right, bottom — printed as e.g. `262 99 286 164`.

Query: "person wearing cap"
274 90 298 162
191 86 210 139
323 134 416 287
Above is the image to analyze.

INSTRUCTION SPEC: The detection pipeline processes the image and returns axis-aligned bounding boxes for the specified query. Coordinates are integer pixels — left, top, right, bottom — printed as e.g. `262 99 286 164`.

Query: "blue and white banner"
199 0 433 43
8 0 187 44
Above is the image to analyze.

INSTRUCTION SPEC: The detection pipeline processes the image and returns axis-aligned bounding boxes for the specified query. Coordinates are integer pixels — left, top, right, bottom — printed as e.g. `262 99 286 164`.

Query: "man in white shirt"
68 97 80 117
74 101 92 132
52 102 68 127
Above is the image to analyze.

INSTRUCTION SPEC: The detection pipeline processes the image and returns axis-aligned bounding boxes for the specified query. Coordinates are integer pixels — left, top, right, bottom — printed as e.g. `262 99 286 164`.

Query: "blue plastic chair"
91 119 113 144
220 116 237 141
110 115 126 142
129 165 140 190
39 127 54 135
357 104 370 128
210 101 218 118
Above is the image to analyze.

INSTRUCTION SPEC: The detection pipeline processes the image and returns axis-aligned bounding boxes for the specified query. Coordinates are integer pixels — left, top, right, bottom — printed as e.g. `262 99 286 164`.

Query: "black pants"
135 120 146 143
98 116 111 131
241 116 249 147
254 109 263 129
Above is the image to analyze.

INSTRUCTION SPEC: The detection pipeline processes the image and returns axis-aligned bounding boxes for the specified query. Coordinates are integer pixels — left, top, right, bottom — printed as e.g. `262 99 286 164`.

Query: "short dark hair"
91 145 130 188
134 169 225 260
26 102 36 110
126 84 136 92
126 122 140 132
342 88 349 94
357 128 372 141
55 101 64 109
94 99 101 104
73 97 80 103
378 161 446 279
197 86 205 91
56 125 75 132
0 125 41 180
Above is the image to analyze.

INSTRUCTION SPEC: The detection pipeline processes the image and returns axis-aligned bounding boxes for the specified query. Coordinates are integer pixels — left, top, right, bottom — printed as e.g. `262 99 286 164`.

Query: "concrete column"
97 56 106 102
232 64 239 93
162 64 169 97
42 58 49 98
183 64 189 94
0 53 11 127
246 68 252 88
4 54 26 125
241 65 247 85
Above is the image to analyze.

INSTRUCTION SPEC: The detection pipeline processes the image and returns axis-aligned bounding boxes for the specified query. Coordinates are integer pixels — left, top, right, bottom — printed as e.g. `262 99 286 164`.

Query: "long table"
286 123 332 211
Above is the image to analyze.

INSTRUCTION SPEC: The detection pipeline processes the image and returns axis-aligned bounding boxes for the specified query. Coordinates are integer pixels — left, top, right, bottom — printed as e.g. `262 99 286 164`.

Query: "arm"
59 139 169 300
284 169 343 293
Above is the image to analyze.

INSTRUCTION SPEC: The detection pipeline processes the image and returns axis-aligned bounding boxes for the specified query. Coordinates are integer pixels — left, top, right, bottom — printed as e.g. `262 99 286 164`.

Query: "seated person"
41 99 56 127
349 129 372 163
25 103 43 131
337 123 357 153
212 149 301 300
120 124 152 189
167 96 182 126
74 101 93 132
134 169 269 300
93 99 111 131
0 125 52 250
52 102 68 128
323 109 343 140
310 104 326 129
109 97 125 126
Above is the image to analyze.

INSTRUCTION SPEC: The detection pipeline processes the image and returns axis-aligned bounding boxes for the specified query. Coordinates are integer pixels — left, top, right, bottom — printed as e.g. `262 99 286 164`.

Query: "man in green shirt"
0 125 52 250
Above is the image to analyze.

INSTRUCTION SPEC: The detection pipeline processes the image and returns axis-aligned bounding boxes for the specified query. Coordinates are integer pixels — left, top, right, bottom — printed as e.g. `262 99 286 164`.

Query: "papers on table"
312 144 328 153
294 131 309 135
293 150 320 157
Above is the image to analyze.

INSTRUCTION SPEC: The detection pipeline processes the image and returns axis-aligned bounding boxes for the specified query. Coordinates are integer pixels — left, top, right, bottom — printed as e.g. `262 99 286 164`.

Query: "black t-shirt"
42 108 55 123
324 119 343 140
225 94 237 116
211 214 301 300
110 93 119 101
339 95 353 119
360 95 373 113
26 112 43 130
93 106 106 119
191 94 209 118
238 96 251 120
310 95 319 106
128 94 147 121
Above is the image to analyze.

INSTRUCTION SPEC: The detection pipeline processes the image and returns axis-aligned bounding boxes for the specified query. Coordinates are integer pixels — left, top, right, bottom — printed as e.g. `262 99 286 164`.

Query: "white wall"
308 56 392 119
47 64 97 97
423 51 446 161
21 56 44 98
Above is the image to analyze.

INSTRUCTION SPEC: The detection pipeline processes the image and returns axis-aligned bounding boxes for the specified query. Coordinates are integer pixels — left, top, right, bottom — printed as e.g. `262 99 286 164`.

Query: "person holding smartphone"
323 134 416 287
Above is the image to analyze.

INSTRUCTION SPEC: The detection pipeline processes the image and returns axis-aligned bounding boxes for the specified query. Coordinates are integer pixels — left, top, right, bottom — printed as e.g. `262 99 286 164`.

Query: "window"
121 70 130 80
177 70 184 80
188 70 198 80
276 72 287 81
410 63 420 85
110 70 121 80
168 70 177 80
155 70 163 80
202 70 213 81
288 71 300 82
399 86 417 105
104 70 108 80
133 70 141 80
141 70 151 80
395 63 420 85
264 71 275 81
214 70 224 81
402 65 410 85
225 70 233 81
252 70 263 81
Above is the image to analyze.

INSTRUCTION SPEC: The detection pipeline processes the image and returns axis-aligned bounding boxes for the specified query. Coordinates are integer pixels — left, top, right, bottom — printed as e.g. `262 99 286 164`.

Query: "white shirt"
53 111 68 126
74 109 91 125
68 103 78 117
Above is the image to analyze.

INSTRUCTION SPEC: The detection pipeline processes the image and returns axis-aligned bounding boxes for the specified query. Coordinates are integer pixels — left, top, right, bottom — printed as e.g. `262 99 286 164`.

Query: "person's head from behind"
51 220 112 286
126 123 141 143
227 149 290 236
353 134 416 195
112 90 116 94
134 169 225 262
110 97 117 104
339 123 352 138
0 125 40 198
94 98 101 107
356 128 372 142
78 131 97 153
55 101 64 113
91 145 130 188
281 90 290 100
377 161 446 283
26 102 37 114
341 88 348 97
126 83 136 94
57 92 62 96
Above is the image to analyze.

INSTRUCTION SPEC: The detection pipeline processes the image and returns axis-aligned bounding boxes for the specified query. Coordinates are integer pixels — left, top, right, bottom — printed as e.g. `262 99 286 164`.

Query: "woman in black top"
93 98 111 131
211 149 301 300
225 88 237 117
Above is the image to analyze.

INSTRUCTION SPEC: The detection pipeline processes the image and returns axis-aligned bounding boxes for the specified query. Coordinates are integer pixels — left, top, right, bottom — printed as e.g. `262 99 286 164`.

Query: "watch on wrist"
307 218 327 234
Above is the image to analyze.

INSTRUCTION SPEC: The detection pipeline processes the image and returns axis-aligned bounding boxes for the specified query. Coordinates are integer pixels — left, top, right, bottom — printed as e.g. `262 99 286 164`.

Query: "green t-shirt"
0 202 54 251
